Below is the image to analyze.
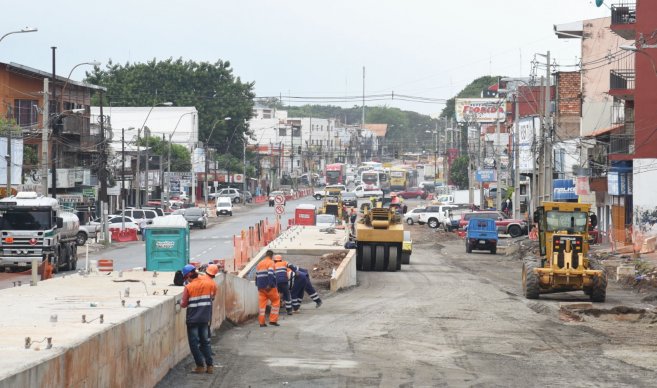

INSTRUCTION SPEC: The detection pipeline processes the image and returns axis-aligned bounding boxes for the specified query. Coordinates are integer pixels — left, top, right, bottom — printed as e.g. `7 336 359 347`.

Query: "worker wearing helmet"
180 264 215 374
255 250 280 327
273 255 293 315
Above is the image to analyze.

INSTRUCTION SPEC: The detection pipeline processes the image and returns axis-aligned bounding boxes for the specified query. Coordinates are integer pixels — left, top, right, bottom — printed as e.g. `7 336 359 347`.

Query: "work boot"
191 365 206 374
260 323 267 327
269 322 280 326
287 311 293 316
206 366 214 374
316 300 323 308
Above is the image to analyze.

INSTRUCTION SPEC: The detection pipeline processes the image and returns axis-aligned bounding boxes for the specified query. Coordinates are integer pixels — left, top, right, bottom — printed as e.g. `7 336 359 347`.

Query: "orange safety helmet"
206 264 219 276
273 254 283 262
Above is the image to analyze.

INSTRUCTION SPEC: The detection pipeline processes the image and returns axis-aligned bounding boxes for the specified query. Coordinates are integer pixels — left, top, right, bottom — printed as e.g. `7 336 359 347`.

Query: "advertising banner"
455 98 505 123
476 169 497 183
518 116 540 173
553 179 578 201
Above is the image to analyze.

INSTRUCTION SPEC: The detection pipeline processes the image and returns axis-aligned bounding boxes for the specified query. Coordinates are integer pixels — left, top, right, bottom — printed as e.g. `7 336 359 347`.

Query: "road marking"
263 358 357 369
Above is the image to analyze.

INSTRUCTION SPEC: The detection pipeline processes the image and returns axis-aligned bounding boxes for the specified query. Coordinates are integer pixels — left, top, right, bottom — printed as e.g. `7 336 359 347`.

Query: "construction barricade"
98 259 114 272
232 217 282 272
109 228 139 242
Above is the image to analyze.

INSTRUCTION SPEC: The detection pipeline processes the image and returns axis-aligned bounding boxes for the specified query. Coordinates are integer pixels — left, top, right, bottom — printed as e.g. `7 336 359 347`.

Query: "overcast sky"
1 0 609 116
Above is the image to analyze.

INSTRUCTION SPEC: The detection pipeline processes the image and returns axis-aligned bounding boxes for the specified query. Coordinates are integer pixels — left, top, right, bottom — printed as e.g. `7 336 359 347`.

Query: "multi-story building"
0 61 105 211
608 0 657 252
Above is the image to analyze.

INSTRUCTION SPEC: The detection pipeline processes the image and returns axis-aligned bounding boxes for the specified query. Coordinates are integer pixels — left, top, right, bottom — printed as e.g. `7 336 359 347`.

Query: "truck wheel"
63 245 72 271
69 245 78 271
76 231 87 246
490 246 497 254
50 255 59 274
428 218 439 228
314 194 322 200
522 259 540 299
465 241 472 253
589 261 607 302
406 218 414 225
508 225 522 237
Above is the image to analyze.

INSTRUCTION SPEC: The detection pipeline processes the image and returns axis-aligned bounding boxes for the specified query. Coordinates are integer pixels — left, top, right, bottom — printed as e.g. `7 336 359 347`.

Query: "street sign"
274 194 285 205
275 204 285 215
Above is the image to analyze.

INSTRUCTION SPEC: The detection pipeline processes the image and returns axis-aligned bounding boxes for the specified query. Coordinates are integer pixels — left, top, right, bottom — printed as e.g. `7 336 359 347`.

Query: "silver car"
404 206 427 225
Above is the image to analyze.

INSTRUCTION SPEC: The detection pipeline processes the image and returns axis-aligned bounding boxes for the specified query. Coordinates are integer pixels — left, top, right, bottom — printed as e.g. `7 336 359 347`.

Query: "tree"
450 156 469 190
85 58 255 158
138 135 191 172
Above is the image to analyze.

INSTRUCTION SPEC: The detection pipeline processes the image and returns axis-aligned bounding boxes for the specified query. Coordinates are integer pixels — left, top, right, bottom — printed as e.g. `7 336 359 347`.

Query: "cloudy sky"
1 0 609 116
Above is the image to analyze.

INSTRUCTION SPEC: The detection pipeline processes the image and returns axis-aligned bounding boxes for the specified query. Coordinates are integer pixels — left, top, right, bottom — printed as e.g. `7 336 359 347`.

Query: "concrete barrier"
330 250 357 292
0 270 257 387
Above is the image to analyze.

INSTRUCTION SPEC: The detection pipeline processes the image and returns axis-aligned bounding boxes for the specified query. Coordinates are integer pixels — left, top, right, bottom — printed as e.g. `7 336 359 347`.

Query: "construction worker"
179 264 215 374
255 250 280 327
273 254 293 315
288 264 322 311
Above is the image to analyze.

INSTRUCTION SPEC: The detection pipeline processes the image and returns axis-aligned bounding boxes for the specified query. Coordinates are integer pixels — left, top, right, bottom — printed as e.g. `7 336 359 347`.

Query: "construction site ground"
157 221 657 387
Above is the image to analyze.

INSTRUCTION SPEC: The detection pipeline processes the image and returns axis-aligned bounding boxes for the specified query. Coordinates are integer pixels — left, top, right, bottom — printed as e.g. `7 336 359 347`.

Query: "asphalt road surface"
156 223 657 387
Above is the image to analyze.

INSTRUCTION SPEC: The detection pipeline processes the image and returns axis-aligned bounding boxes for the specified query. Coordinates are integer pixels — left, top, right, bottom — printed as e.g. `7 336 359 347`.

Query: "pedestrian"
266 185 270 197
255 250 280 327
201 264 220 338
179 264 215 374
350 208 357 234
273 255 293 315
288 264 322 311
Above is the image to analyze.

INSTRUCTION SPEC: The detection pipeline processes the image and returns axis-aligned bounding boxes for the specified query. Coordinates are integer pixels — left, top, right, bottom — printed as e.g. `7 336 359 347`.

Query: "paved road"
82 197 318 271
157 226 657 387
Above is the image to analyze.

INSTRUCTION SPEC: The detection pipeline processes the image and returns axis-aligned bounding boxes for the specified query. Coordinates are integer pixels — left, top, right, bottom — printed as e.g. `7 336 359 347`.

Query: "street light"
204 117 231 210
136 102 172 207
166 112 196 199
425 128 438 186
59 61 101 109
0 27 37 44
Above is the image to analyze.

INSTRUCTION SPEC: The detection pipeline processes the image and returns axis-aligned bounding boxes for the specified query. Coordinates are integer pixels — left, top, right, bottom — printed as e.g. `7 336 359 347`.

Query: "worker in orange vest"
273 254 293 315
180 264 215 374
255 250 280 327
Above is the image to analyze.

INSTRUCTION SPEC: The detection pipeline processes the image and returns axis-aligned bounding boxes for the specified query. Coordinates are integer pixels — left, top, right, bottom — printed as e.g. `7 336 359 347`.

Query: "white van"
216 197 233 216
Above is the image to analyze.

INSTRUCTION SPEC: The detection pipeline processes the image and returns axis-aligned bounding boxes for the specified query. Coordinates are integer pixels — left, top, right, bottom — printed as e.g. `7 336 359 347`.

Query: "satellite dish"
595 0 604 7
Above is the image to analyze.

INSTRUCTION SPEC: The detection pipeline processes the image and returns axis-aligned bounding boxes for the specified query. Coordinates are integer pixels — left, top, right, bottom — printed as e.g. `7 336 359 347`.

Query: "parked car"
341 192 358 207
398 187 428 200
88 216 141 235
77 223 101 246
117 208 159 229
465 218 498 254
458 211 528 237
268 191 286 207
168 191 188 201
316 214 337 229
238 190 253 203
183 207 208 229
403 206 427 225
216 197 233 216
211 188 242 203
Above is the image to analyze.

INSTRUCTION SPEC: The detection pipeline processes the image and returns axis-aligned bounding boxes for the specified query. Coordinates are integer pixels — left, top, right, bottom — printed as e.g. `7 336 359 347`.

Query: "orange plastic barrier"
109 228 139 242
98 259 114 272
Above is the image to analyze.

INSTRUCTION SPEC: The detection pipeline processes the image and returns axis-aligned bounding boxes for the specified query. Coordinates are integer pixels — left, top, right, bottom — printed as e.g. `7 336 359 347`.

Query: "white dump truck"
0 192 80 273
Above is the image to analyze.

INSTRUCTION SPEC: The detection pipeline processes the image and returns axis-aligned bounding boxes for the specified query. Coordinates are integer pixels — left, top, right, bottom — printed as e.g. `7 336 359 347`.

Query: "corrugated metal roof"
5 62 106 91
363 123 388 137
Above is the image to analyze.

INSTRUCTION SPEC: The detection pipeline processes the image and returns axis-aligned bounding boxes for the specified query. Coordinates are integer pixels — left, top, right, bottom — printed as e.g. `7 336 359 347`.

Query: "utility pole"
41 78 49 196
535 76 545 210
495 97 502 211
513 95 521 220
544 51 552 202
6 128 11 196
98 91 107 204
121 128 125 210
51 46 57 198
204 143 209 209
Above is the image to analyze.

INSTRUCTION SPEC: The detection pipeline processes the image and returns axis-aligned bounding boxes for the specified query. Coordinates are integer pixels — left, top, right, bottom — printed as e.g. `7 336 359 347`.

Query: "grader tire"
523 260 540 299
589 261 607 302
361 244 373 271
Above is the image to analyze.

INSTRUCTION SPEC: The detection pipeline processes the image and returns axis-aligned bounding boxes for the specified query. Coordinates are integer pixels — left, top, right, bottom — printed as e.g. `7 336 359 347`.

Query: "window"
279 128 286 136
14 99 38 127
132 210 145 219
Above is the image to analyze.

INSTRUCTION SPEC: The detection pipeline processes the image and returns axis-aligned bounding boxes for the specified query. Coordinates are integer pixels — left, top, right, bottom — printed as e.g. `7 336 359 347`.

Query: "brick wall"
556 71 582 140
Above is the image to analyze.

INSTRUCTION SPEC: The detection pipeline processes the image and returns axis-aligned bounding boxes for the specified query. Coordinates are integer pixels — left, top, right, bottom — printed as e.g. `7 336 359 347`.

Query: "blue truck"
465 218 498 254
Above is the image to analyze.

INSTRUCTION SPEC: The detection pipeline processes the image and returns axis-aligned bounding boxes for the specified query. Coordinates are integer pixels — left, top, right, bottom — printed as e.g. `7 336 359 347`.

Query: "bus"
389 168 409 191
357 161 383 176
360 170 381 191
325 163 347 185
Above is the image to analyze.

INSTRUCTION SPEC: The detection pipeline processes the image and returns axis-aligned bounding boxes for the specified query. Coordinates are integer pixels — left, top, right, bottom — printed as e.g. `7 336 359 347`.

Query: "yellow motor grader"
522 202 607 302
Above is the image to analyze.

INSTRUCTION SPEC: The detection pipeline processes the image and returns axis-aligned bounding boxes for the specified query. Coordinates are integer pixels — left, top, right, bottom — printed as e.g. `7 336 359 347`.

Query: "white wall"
633 158 657 249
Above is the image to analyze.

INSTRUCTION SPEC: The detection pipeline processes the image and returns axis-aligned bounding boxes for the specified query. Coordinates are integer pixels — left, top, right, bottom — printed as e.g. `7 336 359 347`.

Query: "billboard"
518 116 540 173
455 98 505 123
476 169 497 183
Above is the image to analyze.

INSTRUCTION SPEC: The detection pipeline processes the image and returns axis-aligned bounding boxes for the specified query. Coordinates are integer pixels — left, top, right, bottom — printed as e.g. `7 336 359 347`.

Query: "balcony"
609 133 634 155
610 2 636 40
609 70 635 100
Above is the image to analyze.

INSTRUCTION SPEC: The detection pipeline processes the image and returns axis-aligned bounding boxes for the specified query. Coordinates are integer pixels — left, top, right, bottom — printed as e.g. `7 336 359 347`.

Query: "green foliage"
139 135 191 172
450 156 470 189
440 75 504 119
85 58 255 158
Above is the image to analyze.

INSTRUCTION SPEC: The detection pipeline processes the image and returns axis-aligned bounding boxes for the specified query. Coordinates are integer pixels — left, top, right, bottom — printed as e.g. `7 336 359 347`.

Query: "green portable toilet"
144 215 190 271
